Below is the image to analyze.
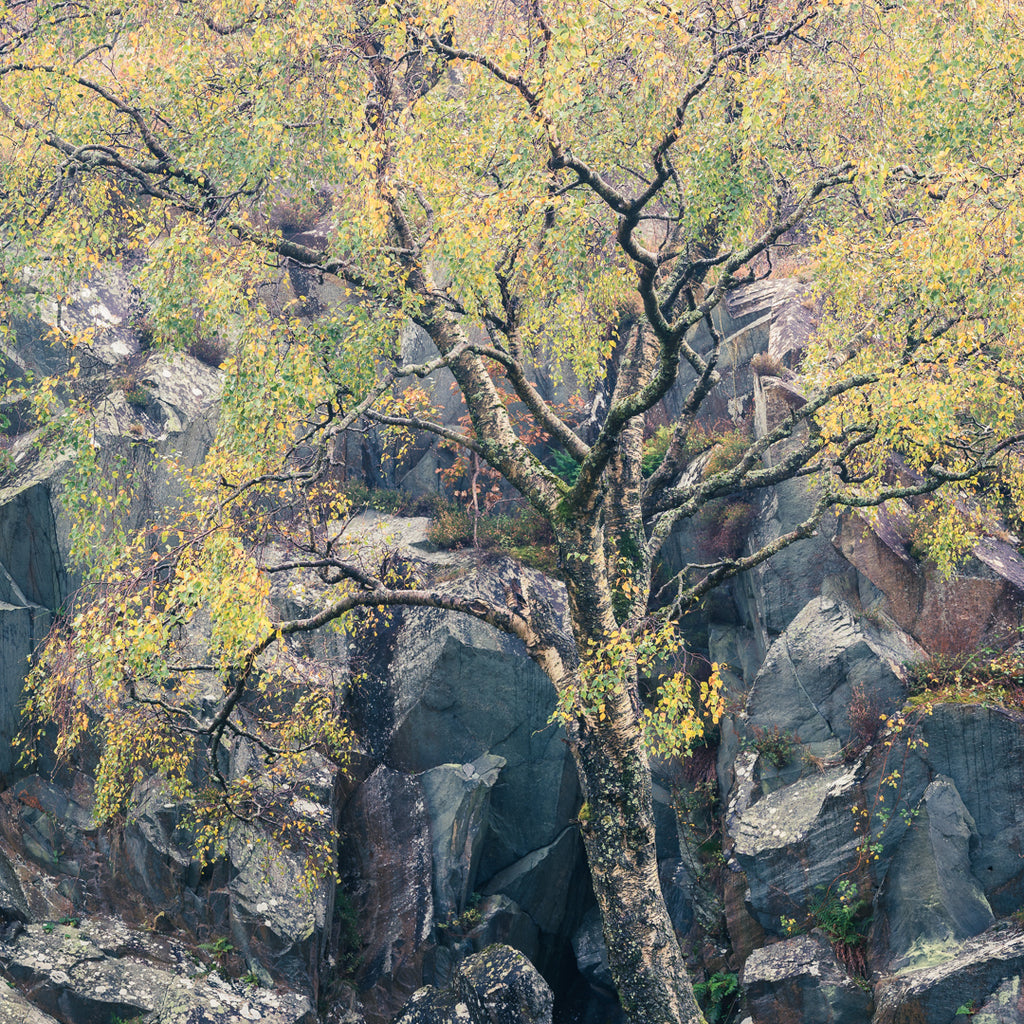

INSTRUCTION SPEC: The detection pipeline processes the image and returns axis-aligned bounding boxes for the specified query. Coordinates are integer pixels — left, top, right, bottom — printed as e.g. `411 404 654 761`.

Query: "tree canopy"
2 1 1024 1022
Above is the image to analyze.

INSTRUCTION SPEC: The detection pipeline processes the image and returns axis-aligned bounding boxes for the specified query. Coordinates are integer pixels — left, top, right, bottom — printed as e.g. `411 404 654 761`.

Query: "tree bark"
570 690 705 1024
558 520 706 1024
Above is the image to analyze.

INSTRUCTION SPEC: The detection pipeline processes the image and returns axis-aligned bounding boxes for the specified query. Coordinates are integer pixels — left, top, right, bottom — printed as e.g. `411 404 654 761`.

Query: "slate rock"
731 763 863 929
481 827 587 940
0 918 315 1023
874 777 994 971
350 560 580 882
745 596 919 752
971 975 1024 1024
0 845 29 925
119 757 338 996
742 932 872 1024
395 945 553 1024
339 765 434 1024
431 895 541 990
865 705 1024 918
0 985 61 1024
421 753 505 922
837 510 1024 653
873 930 1024 1024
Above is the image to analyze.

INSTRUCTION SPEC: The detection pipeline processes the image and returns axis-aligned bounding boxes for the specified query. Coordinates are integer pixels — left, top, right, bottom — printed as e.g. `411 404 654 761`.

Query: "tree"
2 1 1023 1022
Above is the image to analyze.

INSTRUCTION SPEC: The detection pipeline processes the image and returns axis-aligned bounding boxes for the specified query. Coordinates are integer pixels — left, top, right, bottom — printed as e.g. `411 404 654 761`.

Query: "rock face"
394 945 554 1024
742 933 873 1024
0 918 316 1023
874 777 994 970
4 272 1024 1024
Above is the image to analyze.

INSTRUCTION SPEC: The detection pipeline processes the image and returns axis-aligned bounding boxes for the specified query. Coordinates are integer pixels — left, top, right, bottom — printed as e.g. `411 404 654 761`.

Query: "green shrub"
641 425 674 476
549 448 580 485
703 428 752 479
808 881 869 947
693 971 740 1024
746 724 796 768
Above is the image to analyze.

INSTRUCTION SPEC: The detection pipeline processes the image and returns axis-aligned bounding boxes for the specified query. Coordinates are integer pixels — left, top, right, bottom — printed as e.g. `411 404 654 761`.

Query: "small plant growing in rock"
747 724 797 768
845 684 883 761
117 375 149 409
198 936 234 963
750 351 786 377
808 880 871 976
692 970 740 1024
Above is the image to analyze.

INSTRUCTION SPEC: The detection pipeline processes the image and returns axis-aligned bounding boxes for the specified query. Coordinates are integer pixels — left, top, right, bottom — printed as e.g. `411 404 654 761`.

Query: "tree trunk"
570 688 706 1024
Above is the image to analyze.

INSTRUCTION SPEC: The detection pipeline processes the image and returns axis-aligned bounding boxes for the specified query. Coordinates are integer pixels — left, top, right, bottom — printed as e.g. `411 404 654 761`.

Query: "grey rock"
0 985 62 1024
742 932 872 1024
481 828 587 939
0 918 315 1023
456 944 554 1024
0 477 65 613
875 777 994 971
866 705 1024 918
0 846 29 925
421 754 505 922
659 858 697 938
971 975 1024 1024
873 930 1024 1024
732 763 863 929
572 906 614 991
339 765 434 1024
352 561 580 882
118 755 338 996
431 895 541 989
0 598 50 779
745 596 919 753
395 945 553 1024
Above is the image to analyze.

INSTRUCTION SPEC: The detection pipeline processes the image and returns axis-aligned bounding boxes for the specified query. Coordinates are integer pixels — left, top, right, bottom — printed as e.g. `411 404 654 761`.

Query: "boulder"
394 945 553 1024
421 754 505 923
742 932 872 1024
0 918 316 1024
0 757 339 998
339 765 434 1024
480 827 588 941
431 895 541 990
731 763 864 929
873 930 1024 1024
0 596 50 780
866 705 1024 918
0 984 61 1024
116 746 338 996
744 596 920 755
350 560 580 883
873 777 994 971
971 975 1024 1024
